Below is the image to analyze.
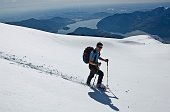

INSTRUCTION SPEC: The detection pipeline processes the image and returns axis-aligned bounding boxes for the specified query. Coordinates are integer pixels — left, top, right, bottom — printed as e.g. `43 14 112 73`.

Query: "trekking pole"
106 61 119 99
93 74 97 86
106 61 109 88
93 68 99 86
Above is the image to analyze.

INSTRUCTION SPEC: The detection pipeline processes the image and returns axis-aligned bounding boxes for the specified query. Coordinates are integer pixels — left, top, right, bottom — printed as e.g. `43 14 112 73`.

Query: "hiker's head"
96 42 103 52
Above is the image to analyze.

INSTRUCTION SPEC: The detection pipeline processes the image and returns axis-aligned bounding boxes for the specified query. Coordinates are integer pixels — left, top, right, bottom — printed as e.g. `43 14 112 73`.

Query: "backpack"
83 47 94 64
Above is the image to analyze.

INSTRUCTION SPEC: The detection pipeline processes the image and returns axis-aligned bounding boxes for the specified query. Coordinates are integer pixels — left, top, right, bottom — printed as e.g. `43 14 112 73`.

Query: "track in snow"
0 51 86 86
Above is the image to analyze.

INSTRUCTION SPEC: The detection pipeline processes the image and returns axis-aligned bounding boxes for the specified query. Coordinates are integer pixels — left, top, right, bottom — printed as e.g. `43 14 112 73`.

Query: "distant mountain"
97 7 170 42
87 12 114 19
68 12 114 20
68 27 124 39
6 17 76 33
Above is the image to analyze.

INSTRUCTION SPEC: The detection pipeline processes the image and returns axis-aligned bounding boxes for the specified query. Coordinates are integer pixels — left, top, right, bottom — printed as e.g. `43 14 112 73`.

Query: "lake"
58 19 101 34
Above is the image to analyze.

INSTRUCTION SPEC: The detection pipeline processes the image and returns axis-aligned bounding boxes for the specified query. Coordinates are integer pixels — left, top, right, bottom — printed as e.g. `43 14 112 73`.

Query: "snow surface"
0 23 170 112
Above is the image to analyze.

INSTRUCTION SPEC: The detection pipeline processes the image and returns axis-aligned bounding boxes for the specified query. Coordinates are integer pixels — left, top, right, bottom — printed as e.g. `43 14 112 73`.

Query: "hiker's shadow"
88 87 119 111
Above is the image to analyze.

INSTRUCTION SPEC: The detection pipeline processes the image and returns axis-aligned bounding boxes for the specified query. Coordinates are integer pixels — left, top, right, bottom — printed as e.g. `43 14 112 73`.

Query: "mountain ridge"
97 7 170 42
5 17 75 33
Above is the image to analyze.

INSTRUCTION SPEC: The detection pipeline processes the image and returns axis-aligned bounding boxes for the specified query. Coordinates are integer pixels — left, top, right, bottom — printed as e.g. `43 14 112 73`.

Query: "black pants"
87 64 104 85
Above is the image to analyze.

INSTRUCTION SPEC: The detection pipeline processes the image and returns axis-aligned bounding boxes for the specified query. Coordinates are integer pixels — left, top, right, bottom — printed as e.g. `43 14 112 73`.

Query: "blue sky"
0 0 169 16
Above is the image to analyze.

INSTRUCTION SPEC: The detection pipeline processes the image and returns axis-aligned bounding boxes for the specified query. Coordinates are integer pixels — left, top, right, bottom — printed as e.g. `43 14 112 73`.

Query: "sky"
0 0 170 20
1 0 170 12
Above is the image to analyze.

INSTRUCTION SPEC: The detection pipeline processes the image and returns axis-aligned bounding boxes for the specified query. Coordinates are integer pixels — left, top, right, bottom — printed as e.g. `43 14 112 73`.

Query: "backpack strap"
92 49 100 63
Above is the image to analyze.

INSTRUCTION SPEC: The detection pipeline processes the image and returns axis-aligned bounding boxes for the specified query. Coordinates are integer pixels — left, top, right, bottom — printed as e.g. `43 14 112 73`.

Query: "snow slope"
0 23 170 112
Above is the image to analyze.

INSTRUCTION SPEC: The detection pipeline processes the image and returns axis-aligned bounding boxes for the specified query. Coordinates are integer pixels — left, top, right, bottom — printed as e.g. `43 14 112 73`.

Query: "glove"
97 62 101 67
105 59 109 62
